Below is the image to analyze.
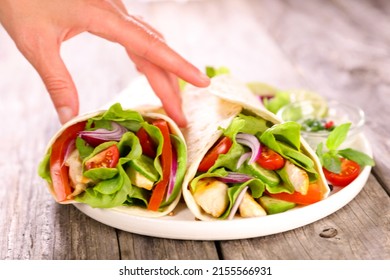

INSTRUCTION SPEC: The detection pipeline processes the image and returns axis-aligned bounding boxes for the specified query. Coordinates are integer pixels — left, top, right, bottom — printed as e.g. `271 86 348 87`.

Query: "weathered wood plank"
1 0 389 261
219 175 390 259
118 232 219 260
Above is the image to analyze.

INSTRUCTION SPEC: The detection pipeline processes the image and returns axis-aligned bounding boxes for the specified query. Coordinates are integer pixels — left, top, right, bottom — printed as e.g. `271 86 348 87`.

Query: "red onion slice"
78 122 127 147
236 152 251 169
219 172 253 184
61 139 76 167
236 133 262 164
166 148 178 201
227 186 248 220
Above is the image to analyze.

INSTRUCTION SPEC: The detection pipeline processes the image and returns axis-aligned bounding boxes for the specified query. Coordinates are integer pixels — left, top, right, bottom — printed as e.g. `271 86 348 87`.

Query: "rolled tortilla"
181 75 329 221
38 102 186 218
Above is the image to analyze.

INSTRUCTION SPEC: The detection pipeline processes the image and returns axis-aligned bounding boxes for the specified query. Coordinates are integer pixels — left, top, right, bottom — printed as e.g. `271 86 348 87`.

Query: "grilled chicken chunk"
193 178 229 218
127 168 154 190
285 160 309 195
239 192 267 218
65 149 91 198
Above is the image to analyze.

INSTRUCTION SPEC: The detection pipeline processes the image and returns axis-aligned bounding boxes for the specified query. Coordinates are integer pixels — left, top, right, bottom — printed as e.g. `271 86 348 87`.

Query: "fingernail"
57 106 74 124
178 115 188 128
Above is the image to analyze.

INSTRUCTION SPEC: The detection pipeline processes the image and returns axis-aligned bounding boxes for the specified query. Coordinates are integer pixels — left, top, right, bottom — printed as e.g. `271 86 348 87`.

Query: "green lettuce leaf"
223 114 270 139
88 103 144 132
74 162 131 208
259 121 301 151
37 149 52 184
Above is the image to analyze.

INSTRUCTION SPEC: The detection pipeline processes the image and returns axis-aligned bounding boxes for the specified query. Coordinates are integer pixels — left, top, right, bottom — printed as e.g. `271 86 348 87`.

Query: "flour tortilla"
43 104 184 218
181 75 329 221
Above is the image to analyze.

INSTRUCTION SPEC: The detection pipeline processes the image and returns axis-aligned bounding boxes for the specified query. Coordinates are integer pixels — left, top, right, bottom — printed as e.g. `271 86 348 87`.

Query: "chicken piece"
65 149 91 198
239 192 267 218
193 178 229 218
285 160 309 195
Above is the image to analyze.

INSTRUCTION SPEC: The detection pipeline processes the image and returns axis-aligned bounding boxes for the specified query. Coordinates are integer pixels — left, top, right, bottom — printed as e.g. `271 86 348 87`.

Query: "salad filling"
39 103 186 213
189 110 328 219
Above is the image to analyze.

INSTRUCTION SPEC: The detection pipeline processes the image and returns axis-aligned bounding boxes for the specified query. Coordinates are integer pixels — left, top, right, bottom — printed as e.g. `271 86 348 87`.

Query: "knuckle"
44 76 73 97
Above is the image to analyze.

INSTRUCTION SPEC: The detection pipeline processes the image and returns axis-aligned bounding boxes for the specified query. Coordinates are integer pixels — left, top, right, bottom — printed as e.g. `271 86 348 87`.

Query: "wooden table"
1 0 389 260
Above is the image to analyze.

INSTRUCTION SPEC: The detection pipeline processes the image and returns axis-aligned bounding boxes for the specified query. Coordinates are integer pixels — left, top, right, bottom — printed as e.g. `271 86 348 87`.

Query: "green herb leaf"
326 122 351 150
338 148 375 167
316 120 374 173
322 152 342 173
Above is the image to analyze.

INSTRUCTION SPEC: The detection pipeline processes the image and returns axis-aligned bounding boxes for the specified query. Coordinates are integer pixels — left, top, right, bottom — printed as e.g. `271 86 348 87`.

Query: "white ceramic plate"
75 132 372 240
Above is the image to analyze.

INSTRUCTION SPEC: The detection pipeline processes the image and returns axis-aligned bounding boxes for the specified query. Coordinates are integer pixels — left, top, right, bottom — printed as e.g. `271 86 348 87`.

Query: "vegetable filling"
190 111 326 219
38 103 186 211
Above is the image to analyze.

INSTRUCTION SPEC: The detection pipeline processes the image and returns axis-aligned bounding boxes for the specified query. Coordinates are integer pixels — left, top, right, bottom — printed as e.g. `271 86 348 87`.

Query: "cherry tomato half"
257 146 285 170
85 145 120 170
137 127 156 158
198 137 233 172
268 182 324 205
323 158 360 187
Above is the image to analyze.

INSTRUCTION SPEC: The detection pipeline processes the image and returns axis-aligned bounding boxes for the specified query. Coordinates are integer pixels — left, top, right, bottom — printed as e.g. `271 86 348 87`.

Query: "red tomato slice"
257 146 285 170
268 182 324 205
136 127 156 158
50 121 86 202
84 145 120 170
198 137 233 172
323 158 360 187
147 119 173 211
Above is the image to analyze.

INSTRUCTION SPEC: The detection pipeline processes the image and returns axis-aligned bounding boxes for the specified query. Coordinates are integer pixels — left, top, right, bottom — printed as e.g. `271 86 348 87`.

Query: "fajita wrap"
38 102 186 217
181 75 330 220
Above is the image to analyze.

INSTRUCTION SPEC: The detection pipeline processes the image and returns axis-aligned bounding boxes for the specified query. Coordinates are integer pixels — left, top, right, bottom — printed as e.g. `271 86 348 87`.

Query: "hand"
0 0 210 127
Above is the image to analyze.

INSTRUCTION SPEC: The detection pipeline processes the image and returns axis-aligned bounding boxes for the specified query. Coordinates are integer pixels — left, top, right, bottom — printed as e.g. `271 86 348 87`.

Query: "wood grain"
118 232 219 260
0 0 389 260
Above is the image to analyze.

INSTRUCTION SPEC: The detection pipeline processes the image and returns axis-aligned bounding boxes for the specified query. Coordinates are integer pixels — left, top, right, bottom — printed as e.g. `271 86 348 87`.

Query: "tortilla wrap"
39 99 186 218
181 75 329 221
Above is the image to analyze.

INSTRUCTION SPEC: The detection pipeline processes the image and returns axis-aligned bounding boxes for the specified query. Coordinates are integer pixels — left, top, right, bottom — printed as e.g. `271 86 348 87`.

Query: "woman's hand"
0 0 210 126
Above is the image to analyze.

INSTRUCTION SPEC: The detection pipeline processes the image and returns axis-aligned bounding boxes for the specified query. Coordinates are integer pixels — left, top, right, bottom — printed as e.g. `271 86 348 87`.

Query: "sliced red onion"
227 186 248 220
236 152 251 169
61 139 75 167
236 133 262 164
78 122 127 147
220 172 253 184
166 149 178 201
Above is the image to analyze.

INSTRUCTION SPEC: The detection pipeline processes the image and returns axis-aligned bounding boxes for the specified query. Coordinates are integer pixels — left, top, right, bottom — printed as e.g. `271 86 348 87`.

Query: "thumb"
24 42 79 124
